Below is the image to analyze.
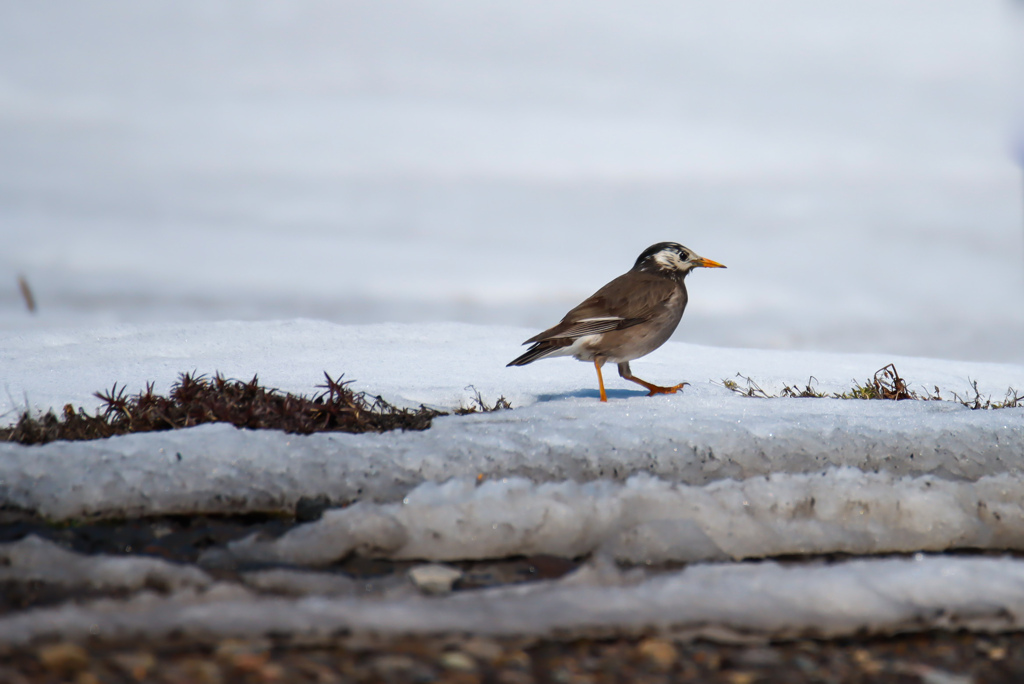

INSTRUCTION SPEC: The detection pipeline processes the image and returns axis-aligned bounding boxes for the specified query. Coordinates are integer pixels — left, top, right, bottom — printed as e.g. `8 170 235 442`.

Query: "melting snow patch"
3 554 1024 646
4 322 1024 643
2 395 1024 521
0 536 211 592
214 472 1024 565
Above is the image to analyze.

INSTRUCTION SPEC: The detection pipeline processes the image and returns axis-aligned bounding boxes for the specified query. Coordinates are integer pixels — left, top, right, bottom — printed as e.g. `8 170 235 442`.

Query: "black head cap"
632 242 692 271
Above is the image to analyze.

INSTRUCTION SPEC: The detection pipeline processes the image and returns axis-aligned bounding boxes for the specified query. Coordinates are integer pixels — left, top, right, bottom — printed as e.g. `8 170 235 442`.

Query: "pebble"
496 648 532 672
852 647 882 674
735 647 783 668
215 638 270 658
111 651 156 680
36 642 89 675
440 650 478 672
637 637 678 670
496 671 533 684
372 654 418 675
408 563 463 594
726 672 757 684
461 637 505 663
177 658 224 684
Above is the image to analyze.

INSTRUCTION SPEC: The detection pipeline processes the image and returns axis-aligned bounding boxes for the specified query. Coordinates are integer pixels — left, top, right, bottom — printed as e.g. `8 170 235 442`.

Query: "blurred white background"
1 1 1021 361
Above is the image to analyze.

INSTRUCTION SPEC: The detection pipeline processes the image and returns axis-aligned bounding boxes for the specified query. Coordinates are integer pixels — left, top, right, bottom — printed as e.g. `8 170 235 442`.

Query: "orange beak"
693 257 726 269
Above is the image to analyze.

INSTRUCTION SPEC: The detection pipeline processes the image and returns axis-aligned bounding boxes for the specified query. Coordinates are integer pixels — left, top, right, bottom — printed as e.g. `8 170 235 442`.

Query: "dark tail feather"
507 340 569 366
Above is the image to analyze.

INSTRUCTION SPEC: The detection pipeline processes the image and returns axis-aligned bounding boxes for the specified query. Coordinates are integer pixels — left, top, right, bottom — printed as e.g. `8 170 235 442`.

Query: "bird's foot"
645 381 689 397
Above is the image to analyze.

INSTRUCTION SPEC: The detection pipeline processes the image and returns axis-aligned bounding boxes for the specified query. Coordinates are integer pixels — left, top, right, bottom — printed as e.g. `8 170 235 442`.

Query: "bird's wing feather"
524 273 679 343
524 315 630 344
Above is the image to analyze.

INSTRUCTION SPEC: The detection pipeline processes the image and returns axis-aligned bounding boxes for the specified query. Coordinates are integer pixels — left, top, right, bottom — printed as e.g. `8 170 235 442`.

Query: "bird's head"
633 242 726 277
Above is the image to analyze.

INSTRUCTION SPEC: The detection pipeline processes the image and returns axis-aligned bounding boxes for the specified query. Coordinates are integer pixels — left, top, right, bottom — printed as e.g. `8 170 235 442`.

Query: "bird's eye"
680 252 689 261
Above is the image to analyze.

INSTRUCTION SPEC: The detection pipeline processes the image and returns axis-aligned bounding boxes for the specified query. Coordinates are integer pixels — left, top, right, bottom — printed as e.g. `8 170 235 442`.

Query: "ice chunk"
3 393 1024 521
219 471 1024 565
0 536 211 592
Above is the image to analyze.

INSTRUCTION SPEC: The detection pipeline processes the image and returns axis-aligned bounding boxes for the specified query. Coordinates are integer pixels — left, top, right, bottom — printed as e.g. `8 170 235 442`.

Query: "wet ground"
2 511 1023 683
0 508 584 617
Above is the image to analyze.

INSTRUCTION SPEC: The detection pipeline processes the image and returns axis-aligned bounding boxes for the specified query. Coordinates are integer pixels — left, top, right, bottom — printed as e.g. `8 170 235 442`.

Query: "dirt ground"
5 510 1024 684
3 629 1024 684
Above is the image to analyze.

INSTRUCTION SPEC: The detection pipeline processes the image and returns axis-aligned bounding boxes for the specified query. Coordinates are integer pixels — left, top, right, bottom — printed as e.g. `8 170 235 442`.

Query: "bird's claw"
645 382 689 397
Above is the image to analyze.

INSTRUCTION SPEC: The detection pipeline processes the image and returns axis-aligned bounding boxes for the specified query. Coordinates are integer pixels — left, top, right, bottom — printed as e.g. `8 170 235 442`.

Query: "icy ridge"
3 555 1024 646
216 470 1024 565
2 397 1023 520
0 536 211 592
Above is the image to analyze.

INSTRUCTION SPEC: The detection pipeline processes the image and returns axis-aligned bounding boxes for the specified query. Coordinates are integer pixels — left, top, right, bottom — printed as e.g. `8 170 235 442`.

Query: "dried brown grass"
1 372 510 446
722 363 1024 409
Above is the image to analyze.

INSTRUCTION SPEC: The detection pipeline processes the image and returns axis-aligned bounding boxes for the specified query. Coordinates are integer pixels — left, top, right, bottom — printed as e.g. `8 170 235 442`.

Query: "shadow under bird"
508 242 726 402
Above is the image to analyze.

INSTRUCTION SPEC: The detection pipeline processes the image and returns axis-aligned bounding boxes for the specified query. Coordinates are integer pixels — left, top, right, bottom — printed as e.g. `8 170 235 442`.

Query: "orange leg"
594 359 608 402
618 362 687 397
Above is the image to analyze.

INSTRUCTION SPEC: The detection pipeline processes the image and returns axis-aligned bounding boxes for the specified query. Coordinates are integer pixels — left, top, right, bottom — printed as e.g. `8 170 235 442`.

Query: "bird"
507 242 726 402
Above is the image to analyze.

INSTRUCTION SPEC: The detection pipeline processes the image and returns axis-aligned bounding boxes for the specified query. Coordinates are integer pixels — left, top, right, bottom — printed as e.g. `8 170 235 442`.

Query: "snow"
3 319 1024 643
5 319 1024 421
1 0 1023 647
5 552 1024 646
0 2 1022 362
214 470 1024 566
4 322 1024 525
0 536 211 593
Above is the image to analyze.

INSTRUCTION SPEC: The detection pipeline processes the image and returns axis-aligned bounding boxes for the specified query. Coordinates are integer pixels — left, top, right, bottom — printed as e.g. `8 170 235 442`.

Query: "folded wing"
507 273 678 366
